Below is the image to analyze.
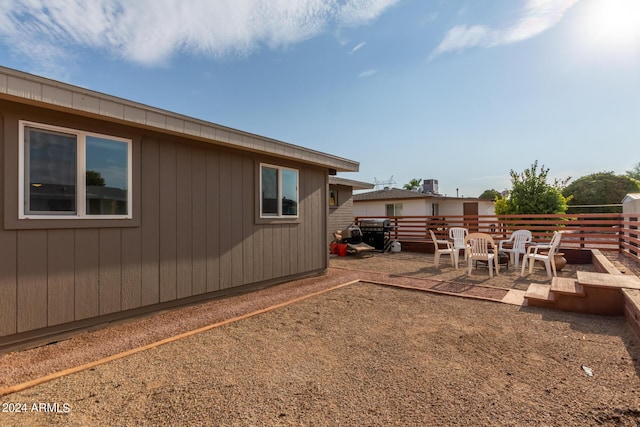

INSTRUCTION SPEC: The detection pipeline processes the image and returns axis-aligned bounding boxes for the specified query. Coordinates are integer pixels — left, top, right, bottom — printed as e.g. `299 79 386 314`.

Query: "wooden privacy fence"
354 213 640 265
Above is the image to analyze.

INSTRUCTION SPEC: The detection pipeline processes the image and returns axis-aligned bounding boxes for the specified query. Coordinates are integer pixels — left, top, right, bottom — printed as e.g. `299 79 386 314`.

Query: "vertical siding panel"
296 192 306 274
140 137 160 306
252 160 263 282
263 226 273 280
0 116 15 336
17 230 47 332
99 229 121 315
305 169 314 272
159 141 177 301
273 224 283 278
315 171 325 270
309 172 318 270
231 155 243 287
281 225 291 276
253 226 263 282
308 170 319 270
313 172 324 270
121 227 142 310
75 229 99 320
300 216 308 274
176 144 193 299
289 224 298 275
241 157 254 285
0 230 17 336
303 169 313 272
218 152 232 289
192 147 207 295
206 150 220 292
323 174 330 269
47 230 75 326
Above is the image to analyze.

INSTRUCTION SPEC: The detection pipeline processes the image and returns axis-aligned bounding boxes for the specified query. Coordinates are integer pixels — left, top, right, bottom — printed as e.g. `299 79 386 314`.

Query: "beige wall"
353 198 428 217
328 184 355 242
437 200 495 216
353 198 495 217
623 198 640 214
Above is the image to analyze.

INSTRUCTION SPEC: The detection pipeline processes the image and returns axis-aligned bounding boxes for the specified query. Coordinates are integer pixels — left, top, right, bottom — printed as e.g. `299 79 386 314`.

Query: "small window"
260 163 298 218
20 121 132 219
385 203 403 216
329 189 338 207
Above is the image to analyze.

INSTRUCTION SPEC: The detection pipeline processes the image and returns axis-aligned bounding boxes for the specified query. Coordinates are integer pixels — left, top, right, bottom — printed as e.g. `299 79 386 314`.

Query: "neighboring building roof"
353 187 492 202
329 176 374 190
354 188 431 201
622 193 640 203
0 66 358 173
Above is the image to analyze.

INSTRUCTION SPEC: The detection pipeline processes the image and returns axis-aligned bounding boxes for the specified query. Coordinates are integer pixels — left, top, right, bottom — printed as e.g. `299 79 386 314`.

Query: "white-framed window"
385 203 403 216
19 121 132 219
260 163 298 218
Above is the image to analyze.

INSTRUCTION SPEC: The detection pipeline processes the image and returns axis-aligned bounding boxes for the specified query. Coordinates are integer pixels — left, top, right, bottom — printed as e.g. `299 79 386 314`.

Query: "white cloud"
430 0 580 59
0 0 399 66
358 69 377 77
419 12 439 26
350 41 366 54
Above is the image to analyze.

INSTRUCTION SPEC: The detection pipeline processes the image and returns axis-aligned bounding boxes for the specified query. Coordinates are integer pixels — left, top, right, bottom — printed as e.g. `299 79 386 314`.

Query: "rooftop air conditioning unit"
422 179 438 194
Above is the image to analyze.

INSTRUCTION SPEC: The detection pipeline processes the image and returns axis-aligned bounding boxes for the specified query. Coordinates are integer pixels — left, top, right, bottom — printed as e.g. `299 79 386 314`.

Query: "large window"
20 121 132 219
260 163 298 218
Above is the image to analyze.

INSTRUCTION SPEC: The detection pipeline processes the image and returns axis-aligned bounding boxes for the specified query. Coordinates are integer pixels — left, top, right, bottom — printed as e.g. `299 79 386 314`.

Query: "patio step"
551 277 585 296
623 289 640 339
524 283 555 305
576 271 640 290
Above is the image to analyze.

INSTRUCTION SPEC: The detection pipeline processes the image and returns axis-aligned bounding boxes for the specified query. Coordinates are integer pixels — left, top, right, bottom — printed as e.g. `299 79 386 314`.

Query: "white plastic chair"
464 233 499 277
498 229 532 269
429 230 456 268
448 227 468 267
520 231 563 278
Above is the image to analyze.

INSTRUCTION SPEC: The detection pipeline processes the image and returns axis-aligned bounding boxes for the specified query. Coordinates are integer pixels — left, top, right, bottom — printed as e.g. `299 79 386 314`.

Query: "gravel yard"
1 252 639 426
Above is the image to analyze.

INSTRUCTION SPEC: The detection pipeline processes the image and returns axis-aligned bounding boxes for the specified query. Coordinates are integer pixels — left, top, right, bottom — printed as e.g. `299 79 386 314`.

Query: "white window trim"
259 163 299 219
385 203 403 216
18 120 133 219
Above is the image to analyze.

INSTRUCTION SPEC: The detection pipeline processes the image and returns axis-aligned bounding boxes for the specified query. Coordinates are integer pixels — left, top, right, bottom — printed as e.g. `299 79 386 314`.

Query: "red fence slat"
354 214 640 265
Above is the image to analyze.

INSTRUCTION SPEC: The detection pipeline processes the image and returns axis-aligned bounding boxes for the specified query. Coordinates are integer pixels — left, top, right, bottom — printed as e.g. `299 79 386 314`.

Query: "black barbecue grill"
358 219 393 251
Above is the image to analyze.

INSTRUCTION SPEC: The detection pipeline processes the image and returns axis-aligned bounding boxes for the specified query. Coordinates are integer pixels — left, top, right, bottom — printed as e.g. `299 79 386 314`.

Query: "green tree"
495 161 569 215
563 171 640 213
403 178 422 191
86 170 105 186
479 189 501 200
626 162 640 181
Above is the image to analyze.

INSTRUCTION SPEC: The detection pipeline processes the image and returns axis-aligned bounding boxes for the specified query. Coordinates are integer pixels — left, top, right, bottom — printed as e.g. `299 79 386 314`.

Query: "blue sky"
1 0 639 197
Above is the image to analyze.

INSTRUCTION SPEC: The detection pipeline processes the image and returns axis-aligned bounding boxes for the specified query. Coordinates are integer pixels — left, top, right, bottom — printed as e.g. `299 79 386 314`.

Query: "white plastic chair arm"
436 239 453 249
498 239 512 251
526 243 550 255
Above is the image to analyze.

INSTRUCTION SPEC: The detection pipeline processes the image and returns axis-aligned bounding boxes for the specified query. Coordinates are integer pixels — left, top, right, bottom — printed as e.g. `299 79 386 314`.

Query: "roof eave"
329 176 374 190
0 66 359 173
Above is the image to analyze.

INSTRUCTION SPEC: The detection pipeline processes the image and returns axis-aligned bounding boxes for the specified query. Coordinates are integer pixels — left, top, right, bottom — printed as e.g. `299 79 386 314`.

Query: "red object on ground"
337 244 348 256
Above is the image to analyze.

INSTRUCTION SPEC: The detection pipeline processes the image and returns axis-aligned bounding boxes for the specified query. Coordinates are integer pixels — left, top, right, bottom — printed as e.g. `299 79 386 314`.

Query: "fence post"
631 216 639 257
394 217 399 241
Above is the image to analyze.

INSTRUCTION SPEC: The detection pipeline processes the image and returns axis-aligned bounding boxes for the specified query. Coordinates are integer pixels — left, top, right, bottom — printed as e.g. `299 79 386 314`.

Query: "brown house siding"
0 101 328 345
328 184 356 243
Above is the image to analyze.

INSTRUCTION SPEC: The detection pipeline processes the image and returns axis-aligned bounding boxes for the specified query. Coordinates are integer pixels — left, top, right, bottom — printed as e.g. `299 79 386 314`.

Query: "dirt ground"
0 252 639 426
